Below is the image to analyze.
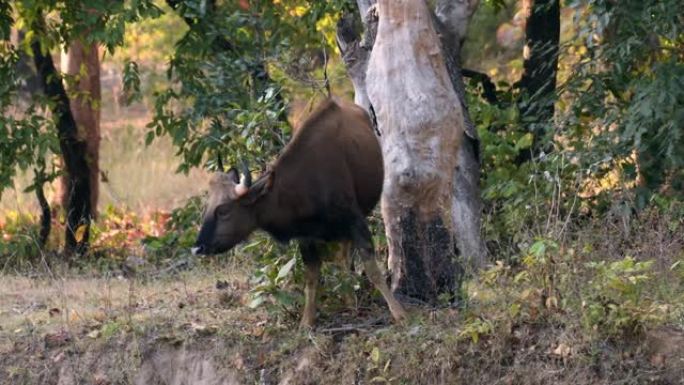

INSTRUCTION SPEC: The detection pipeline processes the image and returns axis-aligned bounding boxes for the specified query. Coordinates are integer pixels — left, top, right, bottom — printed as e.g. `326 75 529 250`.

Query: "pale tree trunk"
59 41 101 218
366 0 465 302
337 0 485 301
336 0 376 114
434 0 487 271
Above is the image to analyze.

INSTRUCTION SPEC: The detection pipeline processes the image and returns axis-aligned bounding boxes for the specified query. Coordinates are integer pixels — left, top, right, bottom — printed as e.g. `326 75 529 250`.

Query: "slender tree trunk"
32 40 91 256
62 40 101 218
517 0 560 162
366 0 465 302
34 166 51 248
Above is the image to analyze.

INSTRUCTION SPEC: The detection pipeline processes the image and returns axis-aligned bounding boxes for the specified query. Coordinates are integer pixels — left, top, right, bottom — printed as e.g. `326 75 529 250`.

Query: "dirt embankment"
2 269 683 385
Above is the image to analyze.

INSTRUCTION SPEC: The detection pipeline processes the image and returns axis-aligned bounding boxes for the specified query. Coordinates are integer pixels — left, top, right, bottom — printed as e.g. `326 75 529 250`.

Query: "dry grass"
0 105 208 216
0 259 256 339
1 251 683 385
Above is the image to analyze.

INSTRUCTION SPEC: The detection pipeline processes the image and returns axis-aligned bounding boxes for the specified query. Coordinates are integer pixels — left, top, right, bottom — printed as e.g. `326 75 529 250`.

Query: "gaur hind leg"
350 217 407 323
299 240 322 329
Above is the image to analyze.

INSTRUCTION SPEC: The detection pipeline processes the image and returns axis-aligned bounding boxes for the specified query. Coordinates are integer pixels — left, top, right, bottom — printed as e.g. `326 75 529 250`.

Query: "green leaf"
515 133 534 151
370 347 380 363
273 290 296 307
529 240 547 258
248 295 266 309
145 131 155 146
276 257 297 281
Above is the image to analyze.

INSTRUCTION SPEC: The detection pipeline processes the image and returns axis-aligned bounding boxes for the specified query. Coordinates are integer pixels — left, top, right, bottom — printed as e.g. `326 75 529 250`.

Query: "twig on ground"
318 316 387 334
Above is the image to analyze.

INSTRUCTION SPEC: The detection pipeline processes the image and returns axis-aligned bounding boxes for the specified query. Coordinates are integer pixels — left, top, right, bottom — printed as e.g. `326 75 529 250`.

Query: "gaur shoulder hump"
295 97 341 133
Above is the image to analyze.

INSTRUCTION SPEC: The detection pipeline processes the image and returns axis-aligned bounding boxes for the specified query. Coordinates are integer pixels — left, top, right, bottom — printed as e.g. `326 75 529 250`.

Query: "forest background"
1 0 683 384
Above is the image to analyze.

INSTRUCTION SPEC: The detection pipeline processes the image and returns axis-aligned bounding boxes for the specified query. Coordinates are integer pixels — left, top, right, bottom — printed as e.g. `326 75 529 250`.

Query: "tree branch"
461 68 498 105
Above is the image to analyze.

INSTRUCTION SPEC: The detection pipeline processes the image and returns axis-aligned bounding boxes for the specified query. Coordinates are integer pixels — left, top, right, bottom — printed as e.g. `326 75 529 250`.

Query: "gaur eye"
215 204 231 218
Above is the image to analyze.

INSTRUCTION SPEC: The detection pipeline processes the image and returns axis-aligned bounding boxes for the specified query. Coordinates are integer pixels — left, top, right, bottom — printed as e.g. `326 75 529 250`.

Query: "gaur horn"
239 160 252 187
234 160 251 197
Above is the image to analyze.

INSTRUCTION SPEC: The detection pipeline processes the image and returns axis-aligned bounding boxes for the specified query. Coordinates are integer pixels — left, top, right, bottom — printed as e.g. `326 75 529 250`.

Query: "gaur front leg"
299 240 322 329
351 218 407 323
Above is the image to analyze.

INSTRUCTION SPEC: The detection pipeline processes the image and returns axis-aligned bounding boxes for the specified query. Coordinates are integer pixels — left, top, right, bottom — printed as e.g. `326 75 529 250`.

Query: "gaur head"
191 162 270 255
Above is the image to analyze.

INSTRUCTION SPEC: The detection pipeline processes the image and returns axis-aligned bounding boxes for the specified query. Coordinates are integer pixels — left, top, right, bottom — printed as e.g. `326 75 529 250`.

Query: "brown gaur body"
193 97 406 327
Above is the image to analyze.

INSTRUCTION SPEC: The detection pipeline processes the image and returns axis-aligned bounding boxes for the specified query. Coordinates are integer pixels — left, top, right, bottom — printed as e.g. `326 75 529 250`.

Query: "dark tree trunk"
32 40 91 256
517 0 560 162
35 168 51 248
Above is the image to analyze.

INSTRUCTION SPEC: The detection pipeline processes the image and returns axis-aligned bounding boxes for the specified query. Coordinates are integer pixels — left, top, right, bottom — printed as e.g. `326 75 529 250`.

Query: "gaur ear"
225 168 240 183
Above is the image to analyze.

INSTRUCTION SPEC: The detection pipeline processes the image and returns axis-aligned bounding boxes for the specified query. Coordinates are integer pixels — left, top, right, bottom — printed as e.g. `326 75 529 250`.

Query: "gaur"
192 97 406 327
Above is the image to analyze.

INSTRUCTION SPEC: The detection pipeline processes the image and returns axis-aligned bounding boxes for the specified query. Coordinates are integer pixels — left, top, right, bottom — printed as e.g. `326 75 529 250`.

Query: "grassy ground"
1 226 683 385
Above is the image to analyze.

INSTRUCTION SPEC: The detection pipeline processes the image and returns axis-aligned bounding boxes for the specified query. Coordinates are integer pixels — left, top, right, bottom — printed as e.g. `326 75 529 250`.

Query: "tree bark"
366 0 465 302
34 165 52 248
517 0 560 162
434 0 486 271
337 0 487 279
32 39 91 256
61 40 101 218
336 1 377 115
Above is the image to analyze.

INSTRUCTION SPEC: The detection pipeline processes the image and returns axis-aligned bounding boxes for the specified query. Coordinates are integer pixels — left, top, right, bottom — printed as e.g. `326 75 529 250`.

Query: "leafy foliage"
0 37 58 200
0 211 44 267
245 234 302 314
562 0 684 205
0 0 163 253
583 257 666 336
146 0 349 172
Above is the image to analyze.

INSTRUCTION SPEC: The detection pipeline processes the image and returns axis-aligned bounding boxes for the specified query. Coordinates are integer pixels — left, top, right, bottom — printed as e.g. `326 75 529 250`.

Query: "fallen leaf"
552 343 572 358
69 310 82 322
232 353 245 370
545 296 558 309
74 224 88 243
92 310 107 322
51 351 66 363
93 372 110 385
650 353 665 368
87 329 101 339
370 347 380 363
45 330 72 348
251 326 265 337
